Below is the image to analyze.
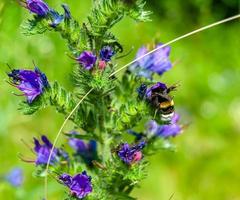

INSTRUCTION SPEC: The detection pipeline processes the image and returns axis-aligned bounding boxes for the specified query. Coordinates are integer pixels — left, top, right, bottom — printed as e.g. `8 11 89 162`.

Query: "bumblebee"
149 83 177 121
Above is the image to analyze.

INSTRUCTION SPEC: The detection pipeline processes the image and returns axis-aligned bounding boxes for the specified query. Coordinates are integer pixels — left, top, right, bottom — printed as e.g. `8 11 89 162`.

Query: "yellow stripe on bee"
159 100 174 108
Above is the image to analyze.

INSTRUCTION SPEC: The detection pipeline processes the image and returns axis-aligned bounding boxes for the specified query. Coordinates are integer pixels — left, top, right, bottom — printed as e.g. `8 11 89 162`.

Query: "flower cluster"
21 0 71 28
8 67 49 103
117 141 146 165
76 46 115 71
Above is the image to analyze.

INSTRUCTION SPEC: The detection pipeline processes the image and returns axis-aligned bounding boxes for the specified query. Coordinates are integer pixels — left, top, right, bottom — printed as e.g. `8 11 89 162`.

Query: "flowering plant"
6 0 218 199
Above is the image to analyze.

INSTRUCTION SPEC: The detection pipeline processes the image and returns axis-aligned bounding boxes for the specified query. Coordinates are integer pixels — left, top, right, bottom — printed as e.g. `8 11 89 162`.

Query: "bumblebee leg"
153 108 159 119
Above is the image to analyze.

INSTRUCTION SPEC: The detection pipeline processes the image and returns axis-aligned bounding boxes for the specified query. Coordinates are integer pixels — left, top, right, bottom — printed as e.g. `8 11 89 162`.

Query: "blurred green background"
0 0 240 199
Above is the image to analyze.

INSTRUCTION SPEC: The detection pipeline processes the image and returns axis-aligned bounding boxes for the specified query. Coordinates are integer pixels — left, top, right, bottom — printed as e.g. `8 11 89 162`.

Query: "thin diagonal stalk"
109 14 240 77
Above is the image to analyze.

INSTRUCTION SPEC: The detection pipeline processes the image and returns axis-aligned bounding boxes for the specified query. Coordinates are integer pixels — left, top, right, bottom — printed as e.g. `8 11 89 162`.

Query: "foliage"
1 0 240 199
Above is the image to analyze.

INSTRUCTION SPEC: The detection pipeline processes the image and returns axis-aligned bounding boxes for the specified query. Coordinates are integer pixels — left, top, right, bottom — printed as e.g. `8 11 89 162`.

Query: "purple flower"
21 0 50 16
59 173 72 187
117 141 145 165
146 113 182 138
146 120 159 136
171 113 180 124
130 43 172 79
68 132 97 165
33 135 68 165
59 171 92 199
135 46 149 68
130 46 152 79
8 67 49 103
76 51 97 70
145 82 168 99
157 123 181 138
149 43 172 75
5 168 23 187
100 46 115 62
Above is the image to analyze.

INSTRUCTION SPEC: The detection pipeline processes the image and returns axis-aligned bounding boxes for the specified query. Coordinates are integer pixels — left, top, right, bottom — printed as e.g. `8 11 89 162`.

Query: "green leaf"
21 16 49 36
124 0 152 22
18 82 75 115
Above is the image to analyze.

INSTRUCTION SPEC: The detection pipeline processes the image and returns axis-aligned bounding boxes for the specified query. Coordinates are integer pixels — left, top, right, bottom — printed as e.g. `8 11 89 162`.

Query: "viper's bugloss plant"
8 0 188 199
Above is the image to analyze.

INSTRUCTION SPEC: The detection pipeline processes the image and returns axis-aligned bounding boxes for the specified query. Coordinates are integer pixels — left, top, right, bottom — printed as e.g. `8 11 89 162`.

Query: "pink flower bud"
98 60 107 70
132 151 143 163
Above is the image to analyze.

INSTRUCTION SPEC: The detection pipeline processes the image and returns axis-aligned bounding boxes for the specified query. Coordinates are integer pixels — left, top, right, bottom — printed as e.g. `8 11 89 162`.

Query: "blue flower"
5 168 23 187
8 67 49 103
130 43 172 79
68 132 97 166
61 4 71 19
21 0 50 16
100 46 115 62
76 51 97 70
49 4 71 27
49 10 64 28
117 141 145 165
34 135 68 165
59 171 92 199
146 113 182 138
137 83 147 99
